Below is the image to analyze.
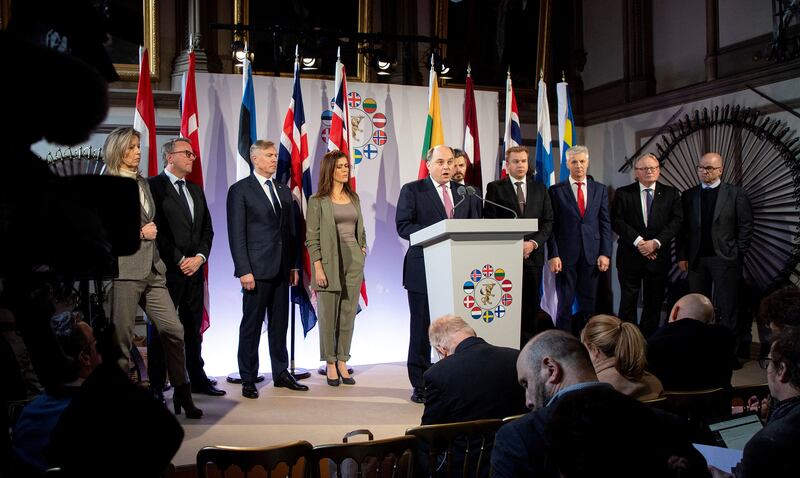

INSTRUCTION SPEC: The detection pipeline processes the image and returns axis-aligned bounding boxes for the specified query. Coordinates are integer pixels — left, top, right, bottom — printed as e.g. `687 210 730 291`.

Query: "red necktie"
576 181 585 217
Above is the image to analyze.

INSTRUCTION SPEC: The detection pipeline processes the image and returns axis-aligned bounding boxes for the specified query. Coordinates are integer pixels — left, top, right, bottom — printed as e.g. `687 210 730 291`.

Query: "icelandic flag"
557 81 575 181
328 49 369 309
277 53 317 335
501 70 521 179
236 55 257 180
133 46 157 176
418 54 445 180
463 69 482 189
179 50 212 333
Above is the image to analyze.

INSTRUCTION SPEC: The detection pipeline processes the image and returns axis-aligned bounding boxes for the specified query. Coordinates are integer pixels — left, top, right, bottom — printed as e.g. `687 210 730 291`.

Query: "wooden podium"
410 219 538 349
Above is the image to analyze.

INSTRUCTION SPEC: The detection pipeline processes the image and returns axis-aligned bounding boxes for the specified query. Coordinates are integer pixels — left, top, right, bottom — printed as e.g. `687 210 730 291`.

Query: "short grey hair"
565 145 589 159
161 137 193 167
426 145 455 162
428 315 475 351
634 153 659 167
250 140 275 159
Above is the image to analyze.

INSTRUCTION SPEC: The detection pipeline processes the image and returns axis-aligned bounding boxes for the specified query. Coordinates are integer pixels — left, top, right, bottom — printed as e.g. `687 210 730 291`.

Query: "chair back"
500 414 525 424
196 441 313 478
641 396 670 411
663 388 730 444
311 435 416 478
405 419 503 478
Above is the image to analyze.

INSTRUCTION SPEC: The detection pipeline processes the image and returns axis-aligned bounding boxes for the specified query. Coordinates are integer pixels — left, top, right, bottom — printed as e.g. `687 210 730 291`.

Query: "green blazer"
306 194 366 292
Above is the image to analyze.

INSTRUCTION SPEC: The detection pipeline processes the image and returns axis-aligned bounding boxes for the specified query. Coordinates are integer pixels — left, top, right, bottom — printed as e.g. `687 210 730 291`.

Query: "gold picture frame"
112 0 159 81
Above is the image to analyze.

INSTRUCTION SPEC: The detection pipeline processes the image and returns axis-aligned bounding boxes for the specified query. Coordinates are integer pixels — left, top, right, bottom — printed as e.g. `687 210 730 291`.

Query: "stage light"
370 49 396 76
301 57 320 71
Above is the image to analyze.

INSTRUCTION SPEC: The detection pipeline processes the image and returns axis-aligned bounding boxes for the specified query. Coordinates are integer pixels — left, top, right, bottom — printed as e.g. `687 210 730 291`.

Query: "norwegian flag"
179 50 212 333
500 69 522 179
328 49 368 309
277 52 318 336
133 47 157 176
463 68 482 188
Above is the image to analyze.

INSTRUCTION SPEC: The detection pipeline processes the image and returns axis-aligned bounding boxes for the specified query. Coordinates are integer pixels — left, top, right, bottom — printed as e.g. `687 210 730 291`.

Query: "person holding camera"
103 127 202 418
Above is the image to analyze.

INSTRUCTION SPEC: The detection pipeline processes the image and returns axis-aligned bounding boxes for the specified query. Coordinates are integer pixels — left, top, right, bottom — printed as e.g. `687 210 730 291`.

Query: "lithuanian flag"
418 56 445 179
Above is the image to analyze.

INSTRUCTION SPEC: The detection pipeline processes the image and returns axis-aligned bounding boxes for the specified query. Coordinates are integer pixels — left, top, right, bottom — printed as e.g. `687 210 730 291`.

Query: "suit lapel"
161 173 193 225
247 175 277 218
424 179 448 220
505 178 523 216
713 183 728 223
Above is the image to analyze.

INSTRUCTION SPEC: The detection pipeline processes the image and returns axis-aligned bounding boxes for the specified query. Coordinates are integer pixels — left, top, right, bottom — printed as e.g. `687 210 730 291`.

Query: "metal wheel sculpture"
45 146 105 176
653 105 800 292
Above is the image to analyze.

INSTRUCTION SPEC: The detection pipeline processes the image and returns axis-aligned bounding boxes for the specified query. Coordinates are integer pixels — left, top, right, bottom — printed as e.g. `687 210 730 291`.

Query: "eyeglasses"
635 166 659 172
758 357 775 370
171 150 197 159
696 166 720 172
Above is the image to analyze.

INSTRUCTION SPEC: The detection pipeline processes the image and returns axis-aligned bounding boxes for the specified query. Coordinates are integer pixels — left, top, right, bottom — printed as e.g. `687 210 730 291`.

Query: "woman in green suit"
306 150 367 386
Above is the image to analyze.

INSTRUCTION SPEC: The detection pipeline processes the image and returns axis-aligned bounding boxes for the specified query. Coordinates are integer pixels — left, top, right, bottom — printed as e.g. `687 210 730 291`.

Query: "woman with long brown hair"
104 127 202 418
581 314 664 401
306 150 366 386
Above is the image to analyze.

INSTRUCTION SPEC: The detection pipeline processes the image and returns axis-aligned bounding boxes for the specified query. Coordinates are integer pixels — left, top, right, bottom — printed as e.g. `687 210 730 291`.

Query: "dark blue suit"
396 177 482 388
546 179 612 333
227 174 296 381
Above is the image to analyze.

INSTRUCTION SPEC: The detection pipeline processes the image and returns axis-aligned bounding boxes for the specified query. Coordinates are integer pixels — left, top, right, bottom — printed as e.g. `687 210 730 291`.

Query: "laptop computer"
707 412 764 450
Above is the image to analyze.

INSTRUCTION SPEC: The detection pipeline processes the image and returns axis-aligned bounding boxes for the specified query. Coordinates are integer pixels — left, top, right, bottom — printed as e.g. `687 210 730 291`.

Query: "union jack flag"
329 50 368 309
347 91 361 108
482 264 494 277
276 52 317 336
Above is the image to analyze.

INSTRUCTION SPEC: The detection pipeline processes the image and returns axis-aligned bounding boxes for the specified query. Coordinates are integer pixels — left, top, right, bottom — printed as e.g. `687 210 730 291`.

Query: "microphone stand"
467 186 519 219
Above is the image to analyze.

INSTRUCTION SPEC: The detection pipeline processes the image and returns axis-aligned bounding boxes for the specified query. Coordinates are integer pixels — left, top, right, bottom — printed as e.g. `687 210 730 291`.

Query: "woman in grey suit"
103 127 201 418
306 150 366 386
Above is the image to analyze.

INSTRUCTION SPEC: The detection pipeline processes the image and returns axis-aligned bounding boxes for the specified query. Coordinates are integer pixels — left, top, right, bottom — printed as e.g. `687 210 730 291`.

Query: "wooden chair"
500 414 525 424
641 395 670 411
311 435 416 478
405 419 503 478
663 388 730 444
196 441 313 478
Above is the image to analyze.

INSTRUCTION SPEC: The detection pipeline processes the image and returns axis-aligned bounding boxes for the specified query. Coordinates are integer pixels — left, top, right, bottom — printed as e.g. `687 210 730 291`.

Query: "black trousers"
238 275 289 382
618 265 669 338
688 256 742 340
555 251 599 336
148 271 208 388
521 262 543 338
407 291 431 390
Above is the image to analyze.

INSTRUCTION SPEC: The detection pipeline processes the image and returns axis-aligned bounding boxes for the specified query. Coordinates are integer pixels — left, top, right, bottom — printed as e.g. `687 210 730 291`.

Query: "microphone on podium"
466 186 519 219
451 185 468 216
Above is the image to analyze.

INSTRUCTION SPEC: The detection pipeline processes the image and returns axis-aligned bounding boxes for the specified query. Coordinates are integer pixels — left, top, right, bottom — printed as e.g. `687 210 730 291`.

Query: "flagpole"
289 44 310 381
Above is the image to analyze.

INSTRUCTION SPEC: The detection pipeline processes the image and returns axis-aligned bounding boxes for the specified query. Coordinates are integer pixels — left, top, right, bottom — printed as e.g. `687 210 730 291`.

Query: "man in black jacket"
611 153 682 337
148 138 223 396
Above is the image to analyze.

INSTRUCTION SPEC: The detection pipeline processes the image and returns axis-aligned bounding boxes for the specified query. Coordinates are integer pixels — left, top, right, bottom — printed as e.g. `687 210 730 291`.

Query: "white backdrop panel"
196 73 499 375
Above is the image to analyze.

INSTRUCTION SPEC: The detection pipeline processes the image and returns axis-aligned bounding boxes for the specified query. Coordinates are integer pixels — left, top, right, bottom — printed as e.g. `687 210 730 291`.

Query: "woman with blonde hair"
581 314 664 400
104 127 202 418
306 150 366 386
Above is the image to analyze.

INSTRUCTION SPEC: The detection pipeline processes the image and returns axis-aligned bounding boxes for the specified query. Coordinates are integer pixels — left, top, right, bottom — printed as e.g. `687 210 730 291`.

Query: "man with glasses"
148 138 224 397
677 152 753 361
710 327 800 477
611 153 682 337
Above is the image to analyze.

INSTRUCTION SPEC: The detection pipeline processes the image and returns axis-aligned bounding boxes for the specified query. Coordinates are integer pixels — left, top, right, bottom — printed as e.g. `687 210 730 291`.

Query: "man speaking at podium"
396 145 482 403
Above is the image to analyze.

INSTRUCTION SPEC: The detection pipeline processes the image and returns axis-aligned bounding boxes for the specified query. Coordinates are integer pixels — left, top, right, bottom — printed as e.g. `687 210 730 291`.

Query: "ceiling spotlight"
371 49 396 76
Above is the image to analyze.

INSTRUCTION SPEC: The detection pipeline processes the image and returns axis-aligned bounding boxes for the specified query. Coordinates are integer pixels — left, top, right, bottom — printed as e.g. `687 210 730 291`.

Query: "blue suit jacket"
396 177 482 294
546 179 612 266
226 174 296 280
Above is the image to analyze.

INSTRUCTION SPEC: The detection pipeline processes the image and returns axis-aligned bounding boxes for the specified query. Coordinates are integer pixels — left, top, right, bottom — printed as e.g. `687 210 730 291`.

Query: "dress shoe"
327 376 340 387
192 381 227 396
242 381 259 399
173 384 203 419
410 388 426 404
274 370 309 391
337 363 356 385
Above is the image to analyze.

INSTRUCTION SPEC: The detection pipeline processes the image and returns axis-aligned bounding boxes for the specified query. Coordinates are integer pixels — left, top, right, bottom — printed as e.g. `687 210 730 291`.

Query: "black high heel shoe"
326 364 340 386
338 364 356 385
173 384 203 419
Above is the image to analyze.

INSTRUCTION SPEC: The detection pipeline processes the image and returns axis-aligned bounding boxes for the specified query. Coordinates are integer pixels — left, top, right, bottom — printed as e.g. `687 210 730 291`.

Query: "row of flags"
133 44 577 335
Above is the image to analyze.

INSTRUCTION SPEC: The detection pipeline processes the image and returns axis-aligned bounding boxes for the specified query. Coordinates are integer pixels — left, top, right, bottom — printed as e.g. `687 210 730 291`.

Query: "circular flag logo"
372 130 387 146
373 112 387 128
463 264 512 324
363 97 377 113
347 92 361 107
353 149 363 164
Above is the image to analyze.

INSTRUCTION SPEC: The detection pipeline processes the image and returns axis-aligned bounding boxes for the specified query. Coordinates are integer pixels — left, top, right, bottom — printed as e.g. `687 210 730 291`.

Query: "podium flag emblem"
463 263 512 324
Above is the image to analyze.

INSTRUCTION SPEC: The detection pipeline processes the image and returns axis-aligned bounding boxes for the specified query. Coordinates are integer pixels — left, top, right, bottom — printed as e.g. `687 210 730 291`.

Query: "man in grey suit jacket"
677 152 753 348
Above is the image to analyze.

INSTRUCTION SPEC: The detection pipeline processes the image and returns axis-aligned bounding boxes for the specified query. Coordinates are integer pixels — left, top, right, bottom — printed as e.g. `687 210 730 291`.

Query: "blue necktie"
644 188 653 225
176 180 193 222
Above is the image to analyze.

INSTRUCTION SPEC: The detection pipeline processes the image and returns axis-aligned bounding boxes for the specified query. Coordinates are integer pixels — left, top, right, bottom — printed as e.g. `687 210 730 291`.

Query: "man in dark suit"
396 145 482 403
546 145 612 335
484 146 553 339
647 293 735 391
611 153 682 337
677 152 753 349
227 140 308 398
147 138 224 397
422 314 527 425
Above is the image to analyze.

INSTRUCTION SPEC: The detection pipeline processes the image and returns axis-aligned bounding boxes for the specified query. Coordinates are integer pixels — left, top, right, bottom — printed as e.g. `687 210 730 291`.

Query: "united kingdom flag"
482 264 494 277
347 91 361 107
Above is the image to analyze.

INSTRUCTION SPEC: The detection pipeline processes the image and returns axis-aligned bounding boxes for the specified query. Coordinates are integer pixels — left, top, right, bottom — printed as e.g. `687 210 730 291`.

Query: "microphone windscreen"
466 186 477 195
457 185 466 196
